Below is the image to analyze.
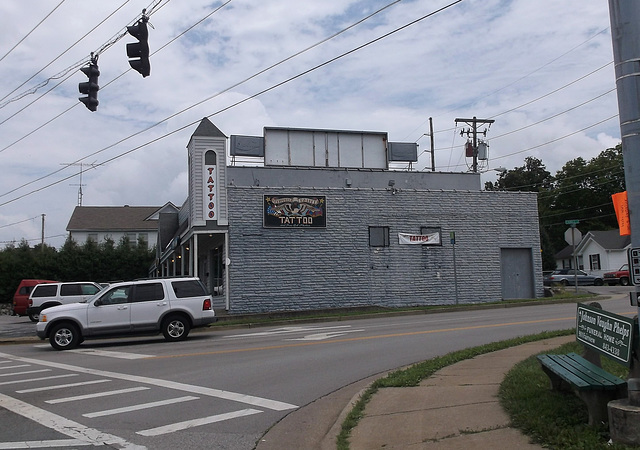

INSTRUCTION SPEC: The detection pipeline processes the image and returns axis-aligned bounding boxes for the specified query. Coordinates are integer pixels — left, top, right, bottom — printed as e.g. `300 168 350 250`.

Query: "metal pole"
451 232 459 304
41 214 45 249
609 0 640 324
572 228 578 293
429 117 435 171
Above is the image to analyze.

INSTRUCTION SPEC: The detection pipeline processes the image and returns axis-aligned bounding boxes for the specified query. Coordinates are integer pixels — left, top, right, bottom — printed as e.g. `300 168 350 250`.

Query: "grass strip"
336 328 573 449
499 341 637 449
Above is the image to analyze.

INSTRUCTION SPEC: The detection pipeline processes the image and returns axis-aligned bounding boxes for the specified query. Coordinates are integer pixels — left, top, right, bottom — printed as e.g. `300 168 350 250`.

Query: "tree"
485 157 557 269
543 144 624 253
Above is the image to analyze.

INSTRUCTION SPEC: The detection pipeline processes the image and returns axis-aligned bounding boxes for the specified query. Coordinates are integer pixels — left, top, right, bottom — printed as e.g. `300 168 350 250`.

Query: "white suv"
26 282 103 322
36 277 216 350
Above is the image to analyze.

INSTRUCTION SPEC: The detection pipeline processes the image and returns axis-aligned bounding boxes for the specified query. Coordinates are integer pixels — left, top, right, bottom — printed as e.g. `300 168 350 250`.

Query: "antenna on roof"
60 162 98 206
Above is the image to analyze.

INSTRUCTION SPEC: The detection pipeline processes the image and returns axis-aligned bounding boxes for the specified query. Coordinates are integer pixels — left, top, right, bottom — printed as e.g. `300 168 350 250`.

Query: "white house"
555 229 630 274
66 203 178 249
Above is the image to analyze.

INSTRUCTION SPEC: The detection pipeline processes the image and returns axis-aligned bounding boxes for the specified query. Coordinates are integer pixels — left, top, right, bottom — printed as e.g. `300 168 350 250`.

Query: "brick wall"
226 186 541 314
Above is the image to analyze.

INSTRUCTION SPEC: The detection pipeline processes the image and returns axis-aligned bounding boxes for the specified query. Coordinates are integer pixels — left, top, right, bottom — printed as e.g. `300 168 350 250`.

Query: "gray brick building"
154 118 542 314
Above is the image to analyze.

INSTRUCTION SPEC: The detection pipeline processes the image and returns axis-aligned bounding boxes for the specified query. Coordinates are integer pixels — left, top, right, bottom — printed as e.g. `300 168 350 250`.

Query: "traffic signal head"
127 18 150 77
78 62 100 112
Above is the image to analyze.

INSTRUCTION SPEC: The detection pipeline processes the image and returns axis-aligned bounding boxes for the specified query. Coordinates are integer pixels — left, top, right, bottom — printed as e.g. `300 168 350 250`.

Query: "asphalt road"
0 286 635 449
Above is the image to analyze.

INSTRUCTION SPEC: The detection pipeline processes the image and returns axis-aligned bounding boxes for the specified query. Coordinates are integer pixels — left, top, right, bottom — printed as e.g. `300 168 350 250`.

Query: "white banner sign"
398 232 441 245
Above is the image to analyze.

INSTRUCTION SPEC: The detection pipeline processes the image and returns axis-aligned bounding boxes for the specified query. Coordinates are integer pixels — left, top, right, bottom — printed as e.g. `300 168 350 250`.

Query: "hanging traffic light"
78 58 99 112
127 16 150 77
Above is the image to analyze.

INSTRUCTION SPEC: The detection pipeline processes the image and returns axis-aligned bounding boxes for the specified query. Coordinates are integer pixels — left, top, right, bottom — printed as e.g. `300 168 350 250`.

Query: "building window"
138 233 148 246
589 254 601 271
87 233 98 242
369 226 390 247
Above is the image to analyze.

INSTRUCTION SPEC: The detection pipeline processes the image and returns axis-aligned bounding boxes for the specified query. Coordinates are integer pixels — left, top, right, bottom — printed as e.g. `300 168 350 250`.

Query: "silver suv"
36 277 216 350
26 282 103 322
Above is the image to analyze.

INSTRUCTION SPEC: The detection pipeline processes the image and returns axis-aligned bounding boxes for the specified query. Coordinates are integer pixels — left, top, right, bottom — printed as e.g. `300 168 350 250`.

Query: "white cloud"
0 0 621 247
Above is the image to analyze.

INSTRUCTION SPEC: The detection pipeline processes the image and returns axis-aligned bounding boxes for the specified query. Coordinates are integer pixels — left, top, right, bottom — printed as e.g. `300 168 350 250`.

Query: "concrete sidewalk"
258 335 574 449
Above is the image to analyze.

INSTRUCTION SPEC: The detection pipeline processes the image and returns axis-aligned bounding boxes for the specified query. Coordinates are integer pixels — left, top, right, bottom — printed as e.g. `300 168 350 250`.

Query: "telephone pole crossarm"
455 117 495 173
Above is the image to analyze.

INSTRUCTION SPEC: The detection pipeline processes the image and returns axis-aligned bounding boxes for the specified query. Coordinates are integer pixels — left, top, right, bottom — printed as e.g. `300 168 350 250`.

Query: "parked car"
36 277 216 350
12 279 57 318
603 264 630 286
26 281 103 322
543 269 604 286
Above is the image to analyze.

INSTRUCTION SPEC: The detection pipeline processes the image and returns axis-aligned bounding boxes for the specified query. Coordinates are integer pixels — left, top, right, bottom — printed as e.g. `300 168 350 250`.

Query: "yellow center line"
149 314 587 360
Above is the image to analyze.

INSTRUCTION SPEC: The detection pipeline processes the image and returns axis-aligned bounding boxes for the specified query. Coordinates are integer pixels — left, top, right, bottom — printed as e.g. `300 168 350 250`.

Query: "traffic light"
78 60 99 112
127 17 150 77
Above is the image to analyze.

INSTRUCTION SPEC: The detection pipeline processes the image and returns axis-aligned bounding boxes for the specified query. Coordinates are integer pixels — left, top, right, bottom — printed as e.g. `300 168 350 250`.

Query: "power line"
0 0 133 105
405 27 612 141
0 0 463 207
0 0 403 194
0 215 40 229
0 0 67 64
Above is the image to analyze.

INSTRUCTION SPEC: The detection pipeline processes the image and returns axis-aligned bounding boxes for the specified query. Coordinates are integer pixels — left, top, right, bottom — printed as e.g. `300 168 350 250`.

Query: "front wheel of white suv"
49 322 80 350
162 315 191 342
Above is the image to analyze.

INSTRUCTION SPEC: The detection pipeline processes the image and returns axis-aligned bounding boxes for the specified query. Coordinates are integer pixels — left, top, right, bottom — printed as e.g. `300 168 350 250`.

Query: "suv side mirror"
94 299 102 306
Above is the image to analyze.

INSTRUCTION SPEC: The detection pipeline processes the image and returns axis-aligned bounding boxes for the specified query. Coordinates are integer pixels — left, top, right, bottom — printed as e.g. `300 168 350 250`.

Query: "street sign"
576 303 634 366
628 248 640 286
564 227 582 246
565 219 580 226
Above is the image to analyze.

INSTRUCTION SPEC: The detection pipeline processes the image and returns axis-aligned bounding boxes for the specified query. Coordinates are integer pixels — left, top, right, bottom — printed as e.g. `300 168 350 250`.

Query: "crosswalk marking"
83 395 199 418
0 438 91 448
0 364 30 370
68 348 153 360
46 386 149 404
0 392 144 449
17 379 110 394
137 408 263 436
0 369 50 377
0 374 77 386
0 352 298 411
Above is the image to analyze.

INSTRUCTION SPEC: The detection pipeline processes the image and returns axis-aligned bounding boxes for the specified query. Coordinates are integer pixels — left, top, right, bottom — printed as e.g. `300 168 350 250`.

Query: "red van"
12 279 57 319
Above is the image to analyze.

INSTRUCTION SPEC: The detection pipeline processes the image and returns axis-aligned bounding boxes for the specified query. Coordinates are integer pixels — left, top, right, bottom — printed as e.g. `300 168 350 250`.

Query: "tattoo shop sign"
264 195 326 228
398 231 441 245
576 303 635 366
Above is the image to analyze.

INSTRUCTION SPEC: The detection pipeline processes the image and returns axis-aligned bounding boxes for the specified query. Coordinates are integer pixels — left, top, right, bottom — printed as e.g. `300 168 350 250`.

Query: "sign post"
450 232 458 305
565 220 582 293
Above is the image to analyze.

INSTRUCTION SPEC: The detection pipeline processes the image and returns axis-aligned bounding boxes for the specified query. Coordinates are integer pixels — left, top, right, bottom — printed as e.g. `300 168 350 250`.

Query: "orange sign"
612 191 631 236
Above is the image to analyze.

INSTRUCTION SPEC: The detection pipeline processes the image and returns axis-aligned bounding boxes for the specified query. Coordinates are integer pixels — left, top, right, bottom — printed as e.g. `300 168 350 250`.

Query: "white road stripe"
0 438 91 448
0 374 76 386
46 386 149 404
83 395 199 418
17 379 110 393
68 349 153 360
0 392 145 449
0 369 50 377
137 408 263 437
0 364 30 370
0 352 298 411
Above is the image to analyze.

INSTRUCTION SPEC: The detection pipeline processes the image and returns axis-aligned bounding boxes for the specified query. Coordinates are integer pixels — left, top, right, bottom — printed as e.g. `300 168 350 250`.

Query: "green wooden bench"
536 303 636 426
537 352 627 425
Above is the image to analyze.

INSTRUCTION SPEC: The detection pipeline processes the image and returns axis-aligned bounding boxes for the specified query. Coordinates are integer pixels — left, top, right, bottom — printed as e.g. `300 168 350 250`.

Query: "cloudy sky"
0 0 620 248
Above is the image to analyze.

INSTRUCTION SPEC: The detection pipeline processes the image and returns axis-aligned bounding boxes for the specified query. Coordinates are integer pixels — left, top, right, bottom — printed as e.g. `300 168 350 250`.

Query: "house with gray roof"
66 203 178 249
555 229 630 274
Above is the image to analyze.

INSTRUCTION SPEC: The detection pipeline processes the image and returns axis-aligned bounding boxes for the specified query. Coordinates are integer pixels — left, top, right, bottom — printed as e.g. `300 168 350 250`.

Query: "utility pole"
422 118 437 171
429 117 435 171
41 214 45 250
455 116 495 172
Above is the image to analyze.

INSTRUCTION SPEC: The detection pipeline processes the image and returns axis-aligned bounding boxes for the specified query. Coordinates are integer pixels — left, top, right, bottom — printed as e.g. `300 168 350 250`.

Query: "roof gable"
192 118 226 138
576 230 630 253
67 206 162 232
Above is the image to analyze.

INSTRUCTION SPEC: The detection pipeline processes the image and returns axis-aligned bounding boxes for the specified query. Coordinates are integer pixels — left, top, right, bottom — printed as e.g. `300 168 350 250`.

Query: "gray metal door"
500 248 534 299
